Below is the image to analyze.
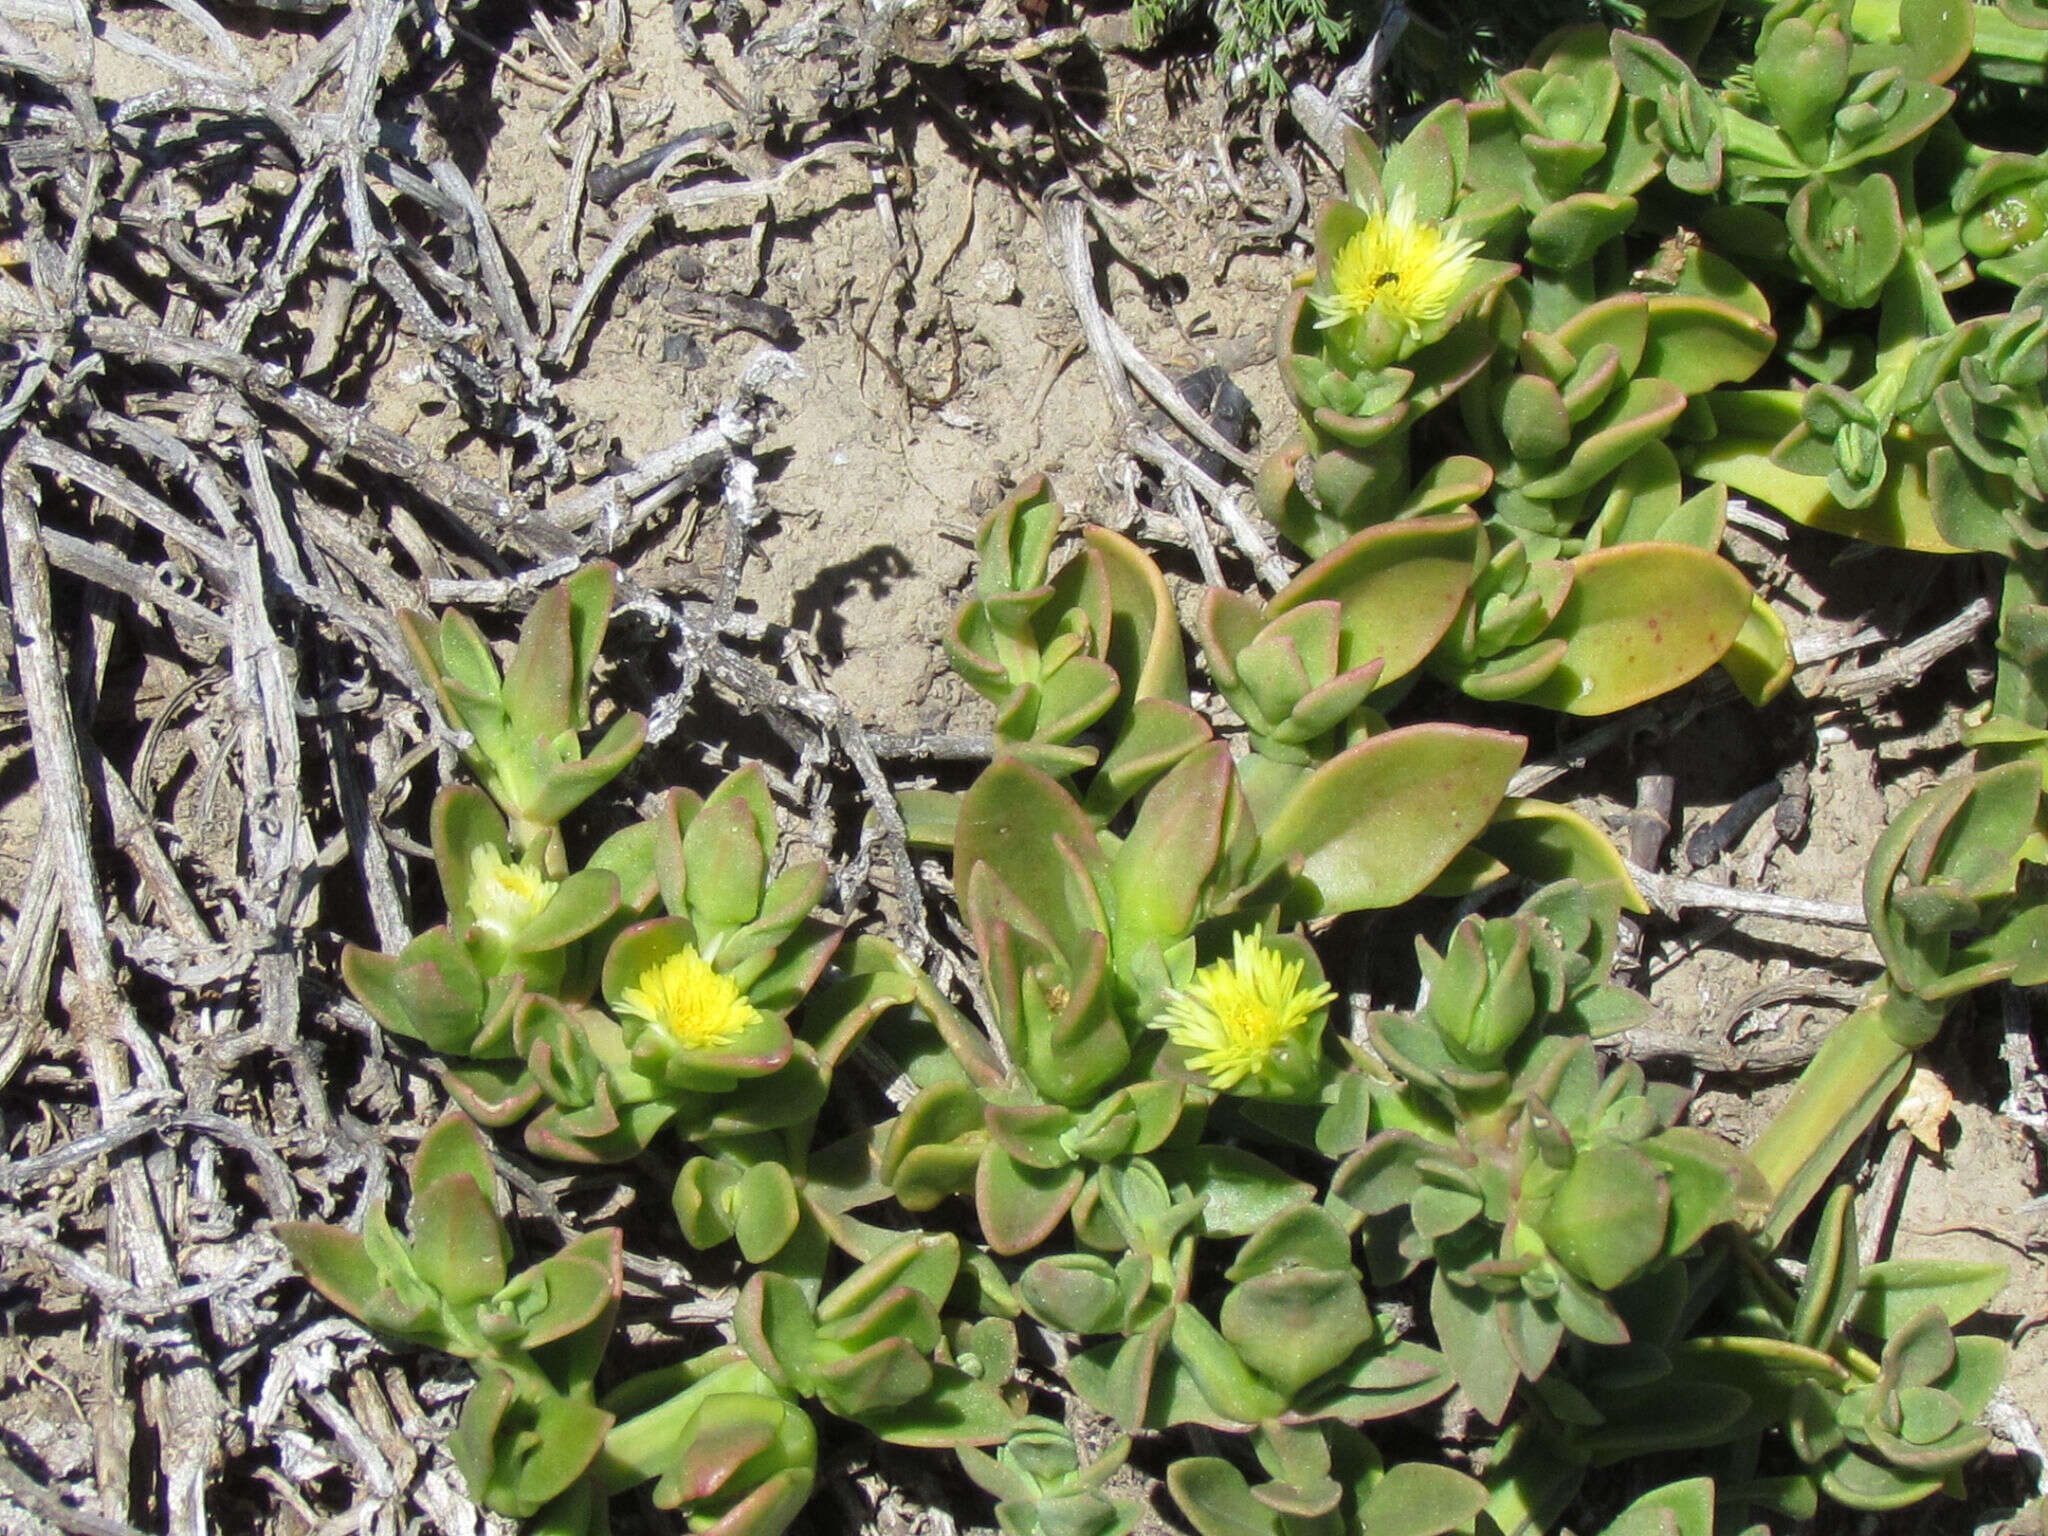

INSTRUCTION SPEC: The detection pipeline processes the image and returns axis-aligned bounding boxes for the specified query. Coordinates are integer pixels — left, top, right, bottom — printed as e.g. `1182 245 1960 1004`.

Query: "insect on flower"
1310 189 1483 362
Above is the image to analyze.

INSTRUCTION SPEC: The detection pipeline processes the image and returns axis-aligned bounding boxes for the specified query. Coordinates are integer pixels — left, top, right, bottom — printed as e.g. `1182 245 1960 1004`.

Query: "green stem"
1746 990 1942 1247
1727 1239 1883 1381
1677 1333 1857 1385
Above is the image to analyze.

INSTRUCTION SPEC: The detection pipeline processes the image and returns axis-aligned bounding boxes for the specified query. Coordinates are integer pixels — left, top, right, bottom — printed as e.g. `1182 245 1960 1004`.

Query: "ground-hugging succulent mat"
2 2 2046 1534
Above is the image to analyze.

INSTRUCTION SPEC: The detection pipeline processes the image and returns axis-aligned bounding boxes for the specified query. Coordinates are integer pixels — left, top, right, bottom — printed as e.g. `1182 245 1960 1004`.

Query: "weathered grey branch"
3 453 230 1536
1626 861 1869 930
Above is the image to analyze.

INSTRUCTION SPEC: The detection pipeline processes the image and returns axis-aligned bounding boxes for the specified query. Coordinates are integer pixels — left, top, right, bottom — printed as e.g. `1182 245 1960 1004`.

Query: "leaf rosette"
342 785 621 1074
275 1115 624 1523
1327 886 1764 1421
398 563 646 859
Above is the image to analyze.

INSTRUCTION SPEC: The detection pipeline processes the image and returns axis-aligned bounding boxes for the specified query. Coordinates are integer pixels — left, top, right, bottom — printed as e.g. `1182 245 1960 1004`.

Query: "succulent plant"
286 530 2024 1535
442 766 843 1165
399 562 644 862
348 566 851 1220
274 1115 624 1526
875 480 1563 1261
1260 125 1514 559
1056 1179 1456 1435
1953 149 2048 285
341 784 621 1077
943 476 1185 776
921 484 1656 899
955 1418 1142 1536
1756 1191 2008 1509
281 1112 833 1536
672 1144 810 1266
280 27 2048 1506
1591 1479 1721 1536
1168 1422 1485 1536
594 1346 818 1536
1324 884 1766 1421
1698 275 2048 558
1256 65 1791 718
899 723 1525 1255
1643 1188 2013 1512
1193 513 1482 764
735 1232 1021 1447
1748 758 2048 1240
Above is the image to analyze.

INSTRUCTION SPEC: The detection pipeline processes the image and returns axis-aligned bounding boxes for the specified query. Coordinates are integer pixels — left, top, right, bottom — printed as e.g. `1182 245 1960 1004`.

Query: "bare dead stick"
0 1443 151 1536
1625 861 1868 930
1046 191 1292 590
1818 596 1993 701
2 453 229 1536
67 315 579 558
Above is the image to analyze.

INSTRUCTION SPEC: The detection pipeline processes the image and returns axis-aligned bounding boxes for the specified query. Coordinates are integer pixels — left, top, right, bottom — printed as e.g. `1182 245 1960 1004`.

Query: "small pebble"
975 257 1018 302
662 332 707 368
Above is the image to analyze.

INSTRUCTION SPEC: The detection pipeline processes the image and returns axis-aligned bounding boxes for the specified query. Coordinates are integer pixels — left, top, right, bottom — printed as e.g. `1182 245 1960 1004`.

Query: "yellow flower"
467 845 556 939
1152 932 1336 1092
616 946 760 1051
1310 190 1482 354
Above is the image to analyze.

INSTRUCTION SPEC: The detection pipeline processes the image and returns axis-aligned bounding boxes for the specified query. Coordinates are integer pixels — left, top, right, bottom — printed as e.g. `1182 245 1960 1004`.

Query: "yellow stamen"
467 845 556 939
1152 932 1335 1092
616 947 759 1051
1311 190 1482 355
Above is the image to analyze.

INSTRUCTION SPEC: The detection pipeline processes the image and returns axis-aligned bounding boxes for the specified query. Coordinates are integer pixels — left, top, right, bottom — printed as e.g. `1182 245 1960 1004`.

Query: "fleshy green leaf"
1513 544 1752 714
1357 1462 1488 1536
1258 724 1523 916
1430 1270 1518 1423
1265 513 1484 689
409 1174 510 1306
734 1161 803 1265
1168 1457 1288 1536
1851 1259 2009 1336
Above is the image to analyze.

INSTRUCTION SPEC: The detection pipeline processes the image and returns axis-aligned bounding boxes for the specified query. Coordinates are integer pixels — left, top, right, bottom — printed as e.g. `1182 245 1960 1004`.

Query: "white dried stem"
1626 861 1868 930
